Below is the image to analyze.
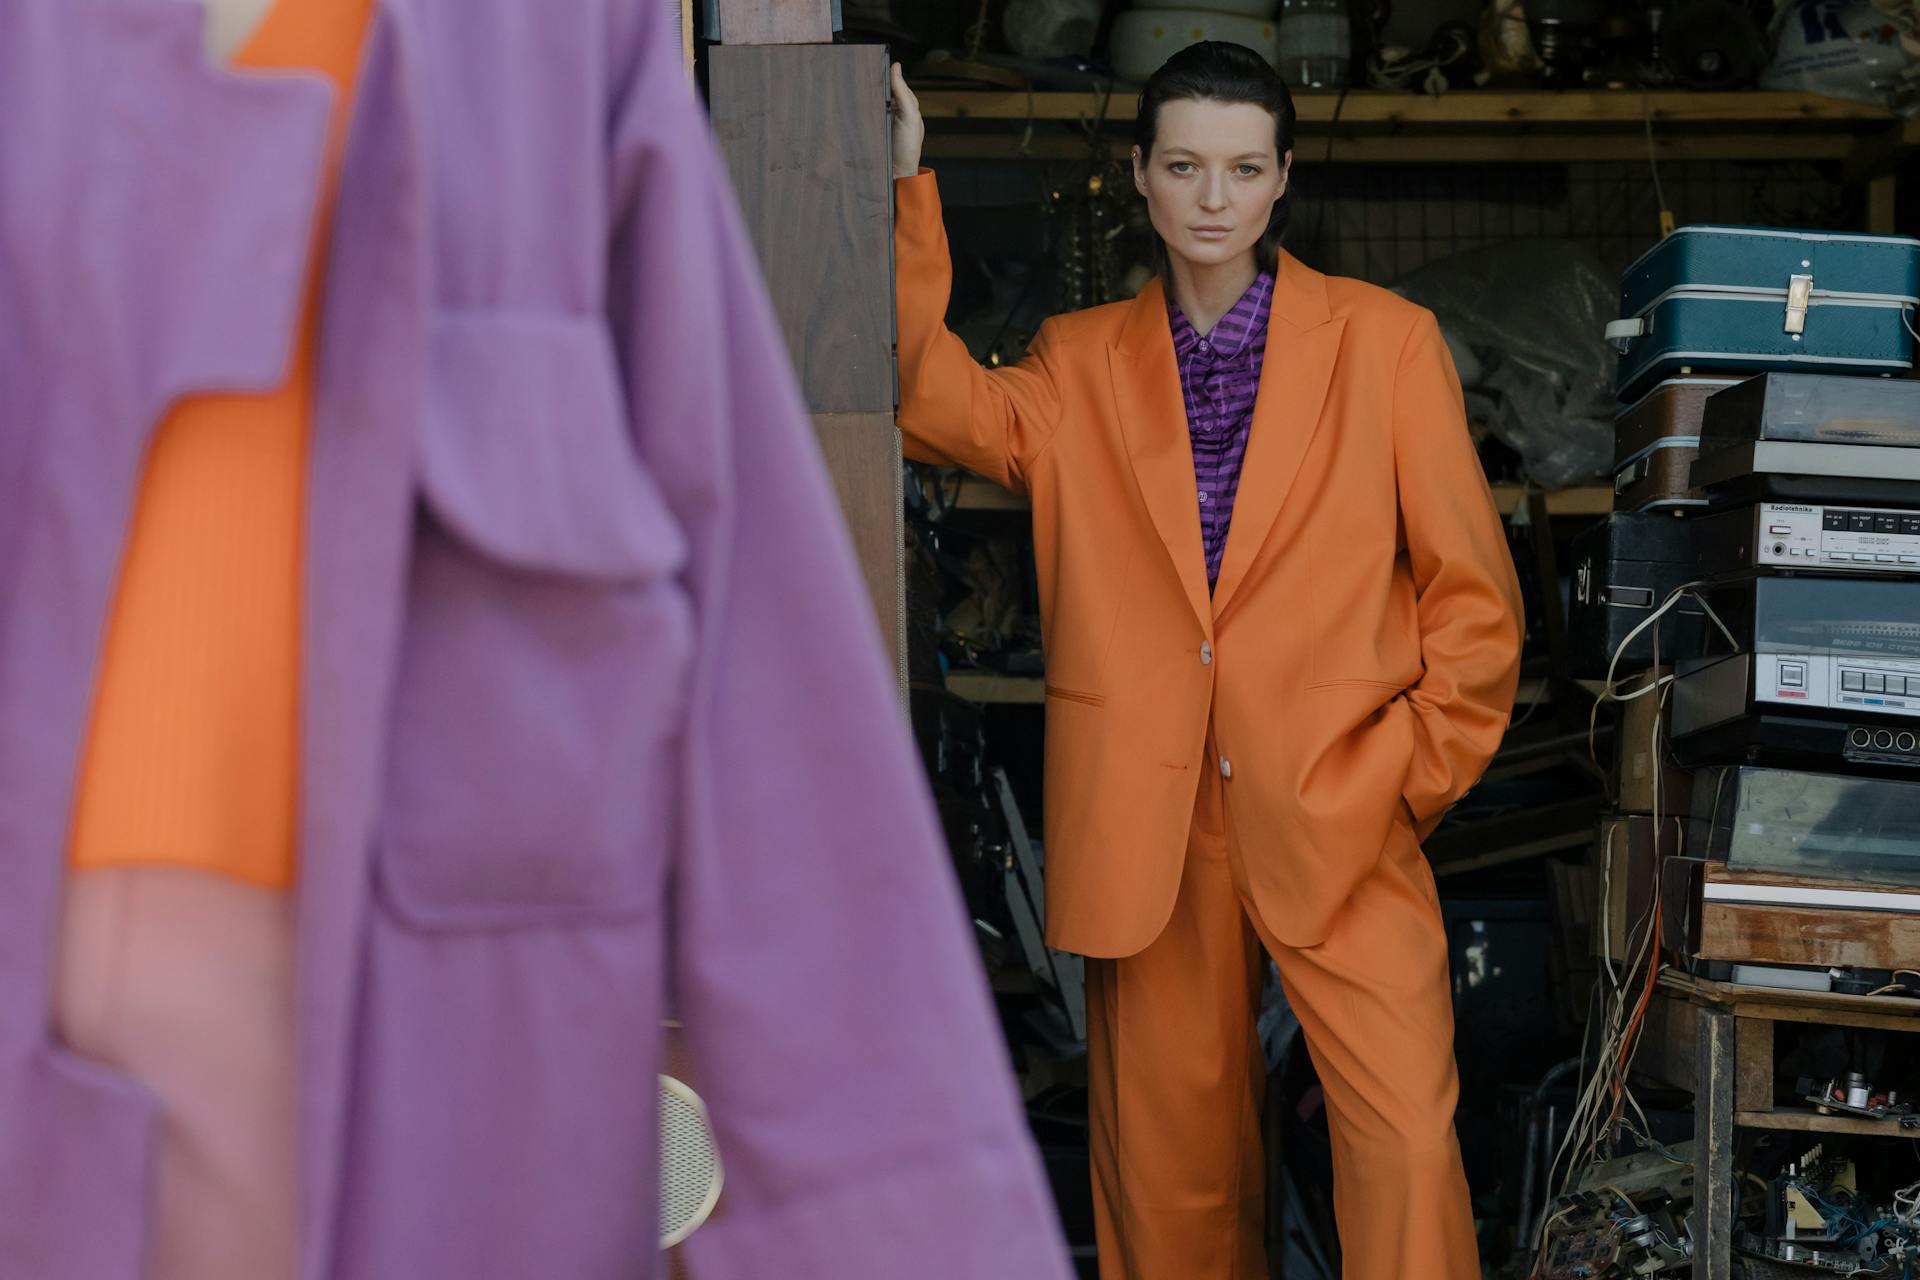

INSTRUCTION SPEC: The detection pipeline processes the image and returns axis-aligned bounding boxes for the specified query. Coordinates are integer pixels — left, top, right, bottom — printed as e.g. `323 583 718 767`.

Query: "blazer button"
1219 757 1233 779
1200 641 1213 666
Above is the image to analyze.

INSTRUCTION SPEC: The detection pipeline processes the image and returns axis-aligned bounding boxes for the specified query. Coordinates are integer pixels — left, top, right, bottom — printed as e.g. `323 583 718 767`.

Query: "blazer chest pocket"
379 311 693 931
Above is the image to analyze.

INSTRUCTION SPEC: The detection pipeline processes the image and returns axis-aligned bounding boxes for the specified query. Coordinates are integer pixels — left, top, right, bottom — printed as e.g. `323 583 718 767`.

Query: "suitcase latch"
1784 273 1813 335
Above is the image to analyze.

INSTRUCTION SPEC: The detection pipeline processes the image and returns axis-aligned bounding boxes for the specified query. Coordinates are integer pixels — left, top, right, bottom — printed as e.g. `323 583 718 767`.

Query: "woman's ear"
1131 145 1149 198
1276 148 1293 201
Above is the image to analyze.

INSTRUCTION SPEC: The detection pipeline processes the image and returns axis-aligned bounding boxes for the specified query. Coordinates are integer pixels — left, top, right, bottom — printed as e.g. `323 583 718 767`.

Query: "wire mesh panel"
1288 160 1848 284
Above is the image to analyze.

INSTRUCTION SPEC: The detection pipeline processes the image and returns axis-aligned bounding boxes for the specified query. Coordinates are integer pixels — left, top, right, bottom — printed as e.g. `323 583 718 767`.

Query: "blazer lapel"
1210 252 1344 619
1110 279 1212 639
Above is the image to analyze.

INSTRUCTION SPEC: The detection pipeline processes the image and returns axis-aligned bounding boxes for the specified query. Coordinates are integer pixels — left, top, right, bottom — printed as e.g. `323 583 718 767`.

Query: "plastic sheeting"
1762 0 1916 107
1392 240 1619 488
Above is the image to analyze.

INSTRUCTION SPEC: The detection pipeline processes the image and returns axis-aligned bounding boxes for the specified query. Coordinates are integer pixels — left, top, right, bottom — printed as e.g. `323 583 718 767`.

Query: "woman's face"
1132 98 1290 272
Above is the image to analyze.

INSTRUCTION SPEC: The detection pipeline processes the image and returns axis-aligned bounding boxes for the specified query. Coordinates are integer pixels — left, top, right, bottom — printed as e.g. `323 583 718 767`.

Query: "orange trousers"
1085 749 1479 1280
52 868 299 1280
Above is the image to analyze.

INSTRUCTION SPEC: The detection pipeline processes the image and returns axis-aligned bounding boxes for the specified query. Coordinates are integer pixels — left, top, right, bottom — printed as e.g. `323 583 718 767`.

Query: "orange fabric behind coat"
68 0 372 889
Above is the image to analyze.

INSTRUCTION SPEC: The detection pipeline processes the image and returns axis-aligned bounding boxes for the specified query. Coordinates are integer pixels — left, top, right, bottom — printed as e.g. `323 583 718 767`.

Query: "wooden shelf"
945 671 1047 704
947 475 1031 512
1662 970 1920 1030
915 89 1911 167
918 89 1889 127
944 473 1610 518
1736 1108 1916 1137
1495 485 1612 517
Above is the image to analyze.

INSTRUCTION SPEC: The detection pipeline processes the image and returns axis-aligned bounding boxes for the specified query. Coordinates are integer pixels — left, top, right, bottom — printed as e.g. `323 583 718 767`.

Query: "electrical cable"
1544 580 1734 1237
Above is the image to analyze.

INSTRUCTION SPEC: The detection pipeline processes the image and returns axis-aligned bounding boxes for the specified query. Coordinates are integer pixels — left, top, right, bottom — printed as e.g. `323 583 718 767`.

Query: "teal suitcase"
1607 225 1920 402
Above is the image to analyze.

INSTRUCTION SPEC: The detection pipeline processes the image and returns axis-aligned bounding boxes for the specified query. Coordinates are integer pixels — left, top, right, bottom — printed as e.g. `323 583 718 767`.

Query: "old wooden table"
1645 971 1920 1280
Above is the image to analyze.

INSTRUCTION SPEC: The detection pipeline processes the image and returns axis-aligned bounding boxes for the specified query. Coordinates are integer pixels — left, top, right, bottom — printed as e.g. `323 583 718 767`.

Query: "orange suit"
895 170 1524 1278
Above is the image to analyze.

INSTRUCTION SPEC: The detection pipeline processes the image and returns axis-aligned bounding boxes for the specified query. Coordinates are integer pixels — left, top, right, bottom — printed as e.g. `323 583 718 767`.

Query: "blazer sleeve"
1391 309 1525 836
602 10 1072 1278
894 170 1064 495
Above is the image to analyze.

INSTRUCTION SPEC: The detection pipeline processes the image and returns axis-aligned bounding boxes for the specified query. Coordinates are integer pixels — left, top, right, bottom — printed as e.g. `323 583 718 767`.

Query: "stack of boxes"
1570 225 1920 991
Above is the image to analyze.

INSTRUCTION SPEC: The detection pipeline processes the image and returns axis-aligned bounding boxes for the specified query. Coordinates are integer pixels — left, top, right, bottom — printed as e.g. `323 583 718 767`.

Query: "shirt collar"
1168 270 1275 364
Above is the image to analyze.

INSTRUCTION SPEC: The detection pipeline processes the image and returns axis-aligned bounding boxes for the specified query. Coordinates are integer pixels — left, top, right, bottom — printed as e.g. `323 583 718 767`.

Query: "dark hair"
1133 42 1297 274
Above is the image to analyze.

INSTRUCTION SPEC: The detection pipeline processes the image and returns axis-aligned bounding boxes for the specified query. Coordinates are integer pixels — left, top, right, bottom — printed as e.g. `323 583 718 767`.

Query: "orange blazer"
895 171 1524 956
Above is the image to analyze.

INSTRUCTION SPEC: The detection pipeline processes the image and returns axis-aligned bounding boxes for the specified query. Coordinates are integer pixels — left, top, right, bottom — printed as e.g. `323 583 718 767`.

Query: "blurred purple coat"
0 1 1072 1277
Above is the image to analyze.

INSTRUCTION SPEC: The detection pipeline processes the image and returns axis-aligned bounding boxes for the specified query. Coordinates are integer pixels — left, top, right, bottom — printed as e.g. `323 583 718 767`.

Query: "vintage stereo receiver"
1694 502 1920 576
1685 572 1920 658
1668 574 1920 768
1670 652 1920 771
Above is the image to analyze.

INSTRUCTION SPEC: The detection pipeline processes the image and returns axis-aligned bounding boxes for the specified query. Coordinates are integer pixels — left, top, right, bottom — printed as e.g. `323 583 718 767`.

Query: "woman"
0 0 1072 1276
891 42 1523 1279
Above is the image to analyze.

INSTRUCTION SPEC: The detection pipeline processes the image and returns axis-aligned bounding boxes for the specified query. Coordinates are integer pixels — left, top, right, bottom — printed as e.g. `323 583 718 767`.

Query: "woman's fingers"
889 61 924 179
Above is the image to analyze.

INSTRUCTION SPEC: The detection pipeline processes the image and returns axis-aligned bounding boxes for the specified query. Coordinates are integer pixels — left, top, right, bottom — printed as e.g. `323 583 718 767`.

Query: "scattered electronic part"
1739 1144 1920 1276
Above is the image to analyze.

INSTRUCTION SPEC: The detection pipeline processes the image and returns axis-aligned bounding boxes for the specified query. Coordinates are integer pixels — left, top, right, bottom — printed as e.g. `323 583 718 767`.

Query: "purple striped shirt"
1169 271 1273 587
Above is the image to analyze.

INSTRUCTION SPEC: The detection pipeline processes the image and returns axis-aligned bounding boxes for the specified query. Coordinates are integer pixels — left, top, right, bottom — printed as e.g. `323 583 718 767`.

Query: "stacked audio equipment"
1535 229 1920 1252
1586 227 1920 991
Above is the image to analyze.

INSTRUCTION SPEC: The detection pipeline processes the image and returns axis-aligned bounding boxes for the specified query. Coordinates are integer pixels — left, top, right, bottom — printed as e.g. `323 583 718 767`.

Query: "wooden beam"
923 133 1858 165
1697 900 1920 973
949 476 1030 511
1735 1017 1773 1113
1695 1006 1735 1280
1730 1003 1920 1035
1844 118 1920 183
713 0 831 44
945 672 1046 705
915 89 1890 126
709 44 907 681
1495 485 1611 517
1429 800 1603 876
1869 173 1898 235
1635 992 1698 1093
1735 1108 1913 1136
1662 969 1920 1024
813 412 905 667
710 46 894 412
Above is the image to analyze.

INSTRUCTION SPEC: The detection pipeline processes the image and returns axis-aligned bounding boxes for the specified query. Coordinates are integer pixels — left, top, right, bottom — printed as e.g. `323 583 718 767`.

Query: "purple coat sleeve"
601 7 1075 1277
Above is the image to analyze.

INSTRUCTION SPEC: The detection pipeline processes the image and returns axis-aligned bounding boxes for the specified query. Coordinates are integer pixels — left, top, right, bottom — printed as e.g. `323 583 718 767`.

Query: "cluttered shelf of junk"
877 0 1920 1276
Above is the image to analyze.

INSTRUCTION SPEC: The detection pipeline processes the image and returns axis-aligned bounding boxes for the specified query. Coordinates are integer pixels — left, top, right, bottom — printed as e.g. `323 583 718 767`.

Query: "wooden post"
713 0 833 44
674 17 904 1275
1869 174 1898 235
708 31 908 687
1734 1016 1772 1114
1694 1005 1735 1280
1525 489 1580 730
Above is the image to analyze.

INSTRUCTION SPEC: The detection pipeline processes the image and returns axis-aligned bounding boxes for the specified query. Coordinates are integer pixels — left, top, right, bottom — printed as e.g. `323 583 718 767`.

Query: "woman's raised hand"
889 62 924 181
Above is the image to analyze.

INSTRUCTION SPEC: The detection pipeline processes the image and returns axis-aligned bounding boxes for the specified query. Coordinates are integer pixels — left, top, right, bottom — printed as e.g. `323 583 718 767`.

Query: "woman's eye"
1169 162 1194 174
1236 165 1261 177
